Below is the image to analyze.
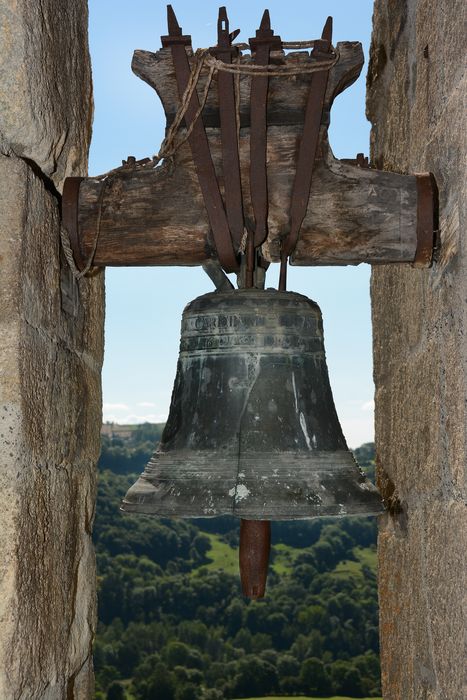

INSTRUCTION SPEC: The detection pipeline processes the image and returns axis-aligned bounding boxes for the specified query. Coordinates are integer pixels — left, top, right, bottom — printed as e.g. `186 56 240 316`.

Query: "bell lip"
120 501 385 520
120 478 385 519
120 449 385 520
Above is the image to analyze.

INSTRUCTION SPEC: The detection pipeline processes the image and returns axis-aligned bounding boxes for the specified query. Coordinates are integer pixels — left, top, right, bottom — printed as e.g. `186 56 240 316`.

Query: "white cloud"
103 402 129 411
340 417 374 450
137 401 157 408
103 412 168 425
361 400 375 412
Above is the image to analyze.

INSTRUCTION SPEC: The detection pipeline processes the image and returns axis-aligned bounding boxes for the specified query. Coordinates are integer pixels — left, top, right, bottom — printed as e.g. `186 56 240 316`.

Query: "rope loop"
60 40 339 278
152 42 339 165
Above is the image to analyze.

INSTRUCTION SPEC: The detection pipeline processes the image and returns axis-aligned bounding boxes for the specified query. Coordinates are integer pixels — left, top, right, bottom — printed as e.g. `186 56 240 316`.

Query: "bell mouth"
121 448 384 520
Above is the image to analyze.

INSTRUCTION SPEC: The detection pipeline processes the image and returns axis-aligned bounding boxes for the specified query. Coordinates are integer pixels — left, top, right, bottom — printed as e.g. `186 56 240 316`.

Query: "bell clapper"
202 259 234 292
239 519 271 599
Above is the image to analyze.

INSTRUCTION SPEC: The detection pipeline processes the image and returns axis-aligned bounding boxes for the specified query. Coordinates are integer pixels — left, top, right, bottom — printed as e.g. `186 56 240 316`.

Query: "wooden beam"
68 41 431 269
76 138 419 268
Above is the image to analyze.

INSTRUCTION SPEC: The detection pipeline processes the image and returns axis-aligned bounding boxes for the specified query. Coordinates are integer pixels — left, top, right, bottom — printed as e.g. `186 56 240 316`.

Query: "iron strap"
162 6 239 273
249 11 282 248
413 173 437 268
212 8 244 251
62 176 85 271
279 17 334 289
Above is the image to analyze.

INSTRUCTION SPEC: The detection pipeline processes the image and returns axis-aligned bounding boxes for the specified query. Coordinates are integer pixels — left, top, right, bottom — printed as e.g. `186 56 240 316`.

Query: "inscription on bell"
183 310 319 333
180 333 323 354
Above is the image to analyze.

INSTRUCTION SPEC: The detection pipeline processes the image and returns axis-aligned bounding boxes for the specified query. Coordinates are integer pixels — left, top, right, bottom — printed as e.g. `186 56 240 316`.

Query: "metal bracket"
60 7 438 274
279 17 333 291
211 7 244 252
162 5 240 273
249 11 282 249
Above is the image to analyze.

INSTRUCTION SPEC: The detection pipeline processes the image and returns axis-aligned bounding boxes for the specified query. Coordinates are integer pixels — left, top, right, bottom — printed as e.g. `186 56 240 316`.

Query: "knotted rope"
152 43 339 166
61 41 339 278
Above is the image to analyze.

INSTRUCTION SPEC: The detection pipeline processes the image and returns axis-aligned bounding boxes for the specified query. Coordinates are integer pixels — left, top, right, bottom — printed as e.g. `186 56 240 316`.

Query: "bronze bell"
122 288 382 517
121 288 383 594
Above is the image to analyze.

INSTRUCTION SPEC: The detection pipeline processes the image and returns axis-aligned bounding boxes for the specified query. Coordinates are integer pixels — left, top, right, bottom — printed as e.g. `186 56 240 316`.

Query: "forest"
94 425 381 700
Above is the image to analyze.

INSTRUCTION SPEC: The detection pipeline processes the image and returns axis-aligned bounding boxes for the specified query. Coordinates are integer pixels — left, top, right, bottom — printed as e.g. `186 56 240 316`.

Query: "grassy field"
198 534 307 577
198 534 377 582
271 542 304 575
198 533 239 575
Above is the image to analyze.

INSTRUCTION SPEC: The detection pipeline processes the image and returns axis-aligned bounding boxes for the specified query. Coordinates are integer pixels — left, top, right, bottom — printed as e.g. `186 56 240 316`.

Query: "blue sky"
88 0 376 448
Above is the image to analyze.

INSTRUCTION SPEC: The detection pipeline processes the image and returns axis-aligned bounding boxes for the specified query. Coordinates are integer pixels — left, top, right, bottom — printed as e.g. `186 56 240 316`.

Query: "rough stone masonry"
368 1 466 698
0 1 103 698
0 1 465 699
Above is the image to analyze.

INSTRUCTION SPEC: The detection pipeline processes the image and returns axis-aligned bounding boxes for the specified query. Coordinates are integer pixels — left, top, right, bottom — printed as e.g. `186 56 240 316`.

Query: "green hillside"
94 428 381 699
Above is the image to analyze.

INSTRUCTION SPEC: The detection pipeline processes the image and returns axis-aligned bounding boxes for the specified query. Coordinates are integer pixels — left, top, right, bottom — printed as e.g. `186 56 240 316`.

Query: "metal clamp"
62 177 85 271
279 17 334 291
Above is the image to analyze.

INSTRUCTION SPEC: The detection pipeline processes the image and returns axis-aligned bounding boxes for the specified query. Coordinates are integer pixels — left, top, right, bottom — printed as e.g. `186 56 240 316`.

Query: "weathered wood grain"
78 135 418 267
132 42 364 129
73 42 421 268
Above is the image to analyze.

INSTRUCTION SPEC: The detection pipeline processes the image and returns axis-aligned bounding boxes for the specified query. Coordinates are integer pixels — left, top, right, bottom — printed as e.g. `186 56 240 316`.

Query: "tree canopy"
94 430 381 699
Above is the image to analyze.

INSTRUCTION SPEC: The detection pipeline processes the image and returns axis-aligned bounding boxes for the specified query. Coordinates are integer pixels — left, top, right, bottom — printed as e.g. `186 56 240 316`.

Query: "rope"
203 49 339 76
151 43 338 164
60 40 339 277
234 53 241 146
238 228 249 255
60 176 110 279
60 223 84 278
234 39 327 50
153 49 215 165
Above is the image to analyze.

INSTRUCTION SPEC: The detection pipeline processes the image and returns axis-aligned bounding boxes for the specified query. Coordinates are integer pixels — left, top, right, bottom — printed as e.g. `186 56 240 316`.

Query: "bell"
122 288 382 520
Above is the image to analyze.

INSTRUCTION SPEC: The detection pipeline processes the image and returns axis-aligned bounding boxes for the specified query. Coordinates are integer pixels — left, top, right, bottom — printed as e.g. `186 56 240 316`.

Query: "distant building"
101 423 136 441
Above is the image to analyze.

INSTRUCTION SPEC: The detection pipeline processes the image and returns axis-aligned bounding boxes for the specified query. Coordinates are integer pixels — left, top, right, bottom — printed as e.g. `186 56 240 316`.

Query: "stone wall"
0 2 104 698
367 1 466 698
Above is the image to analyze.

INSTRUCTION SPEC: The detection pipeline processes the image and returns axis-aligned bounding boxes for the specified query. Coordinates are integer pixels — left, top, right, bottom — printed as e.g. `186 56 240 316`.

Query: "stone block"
378 500 466 699
0 0 93 188
368 1 466 698
0 2 103 697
